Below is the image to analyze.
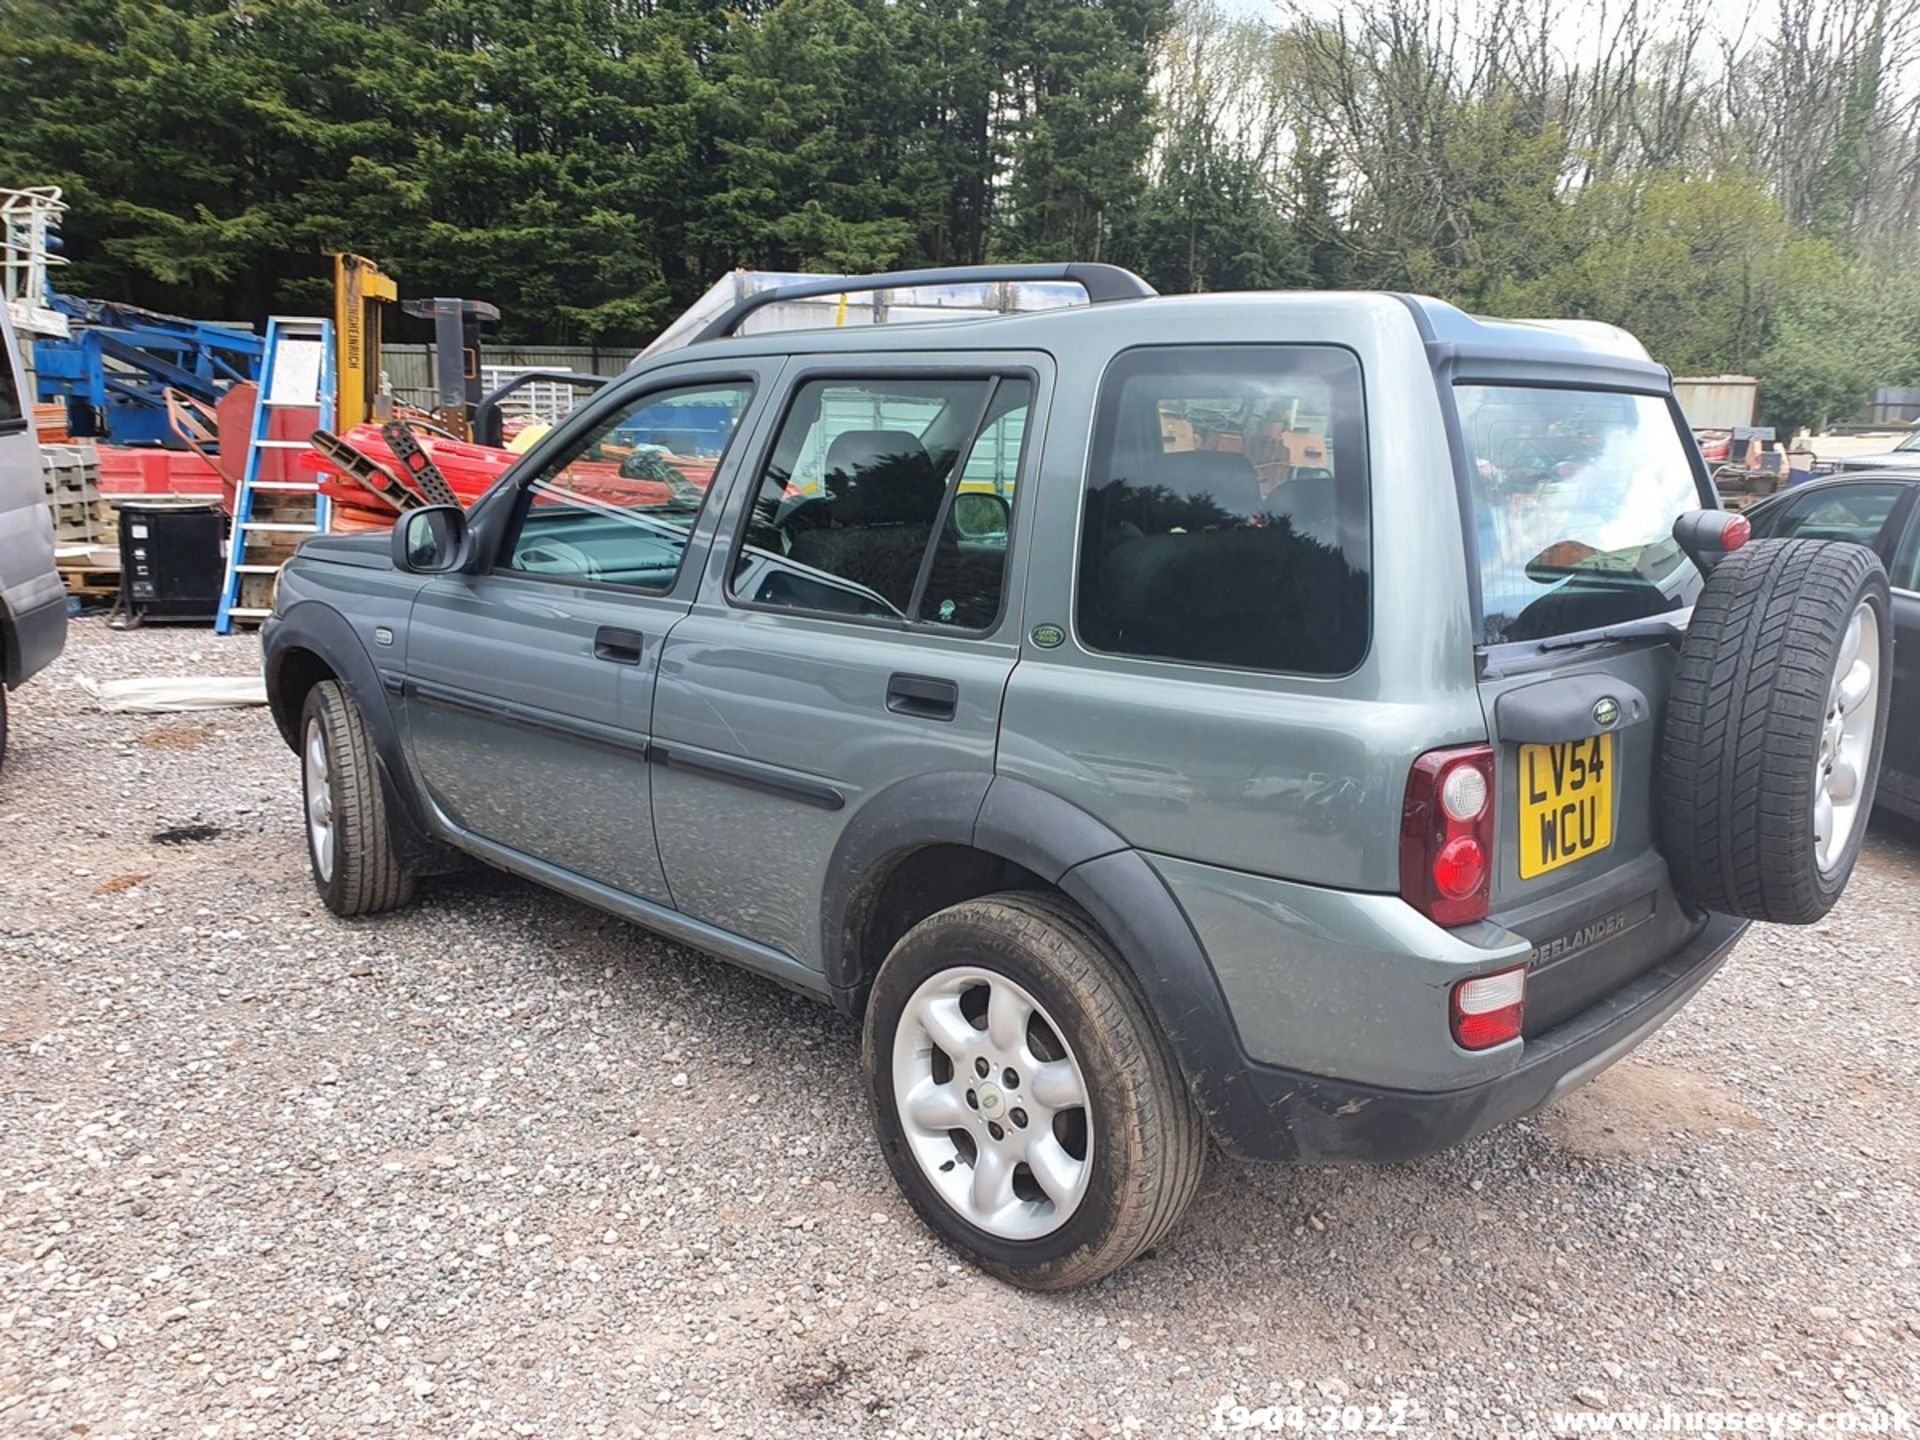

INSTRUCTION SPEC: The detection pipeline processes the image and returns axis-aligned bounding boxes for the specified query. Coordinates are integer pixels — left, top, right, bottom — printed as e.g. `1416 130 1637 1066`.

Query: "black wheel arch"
822 773 1263 1150
265 601 461 876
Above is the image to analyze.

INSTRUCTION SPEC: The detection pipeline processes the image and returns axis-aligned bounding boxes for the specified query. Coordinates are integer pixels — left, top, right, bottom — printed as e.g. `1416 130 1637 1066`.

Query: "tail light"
1401 744 1496 926
1451 966 1526 1050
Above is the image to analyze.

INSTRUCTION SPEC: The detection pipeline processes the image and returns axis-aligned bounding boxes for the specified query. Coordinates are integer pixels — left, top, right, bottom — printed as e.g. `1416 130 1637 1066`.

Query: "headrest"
1157 450 1263 523
823 429 941 524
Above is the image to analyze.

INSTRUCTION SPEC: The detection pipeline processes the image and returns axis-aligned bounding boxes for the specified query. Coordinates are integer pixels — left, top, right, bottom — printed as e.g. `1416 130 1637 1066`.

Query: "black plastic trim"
261 603 460 875
2 590 66 688
406 677 653 760
820 770 996 1003
1210 912 1749 1162
651 742 844 811
1494 673 1650 743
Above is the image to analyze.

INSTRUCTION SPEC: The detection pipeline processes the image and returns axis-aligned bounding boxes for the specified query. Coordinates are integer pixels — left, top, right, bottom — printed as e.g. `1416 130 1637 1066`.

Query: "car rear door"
648 351 1050 971
398 362 777 905
1455 381 1721 1032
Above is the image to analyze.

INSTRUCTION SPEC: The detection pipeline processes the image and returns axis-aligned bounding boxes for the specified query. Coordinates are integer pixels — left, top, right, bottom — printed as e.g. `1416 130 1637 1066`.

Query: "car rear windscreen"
1457 385 1704 646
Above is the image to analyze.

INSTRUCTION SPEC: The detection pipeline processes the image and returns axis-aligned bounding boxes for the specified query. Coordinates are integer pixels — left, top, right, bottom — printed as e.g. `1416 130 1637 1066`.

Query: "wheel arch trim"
265 601 455 874
823 773 1261 1146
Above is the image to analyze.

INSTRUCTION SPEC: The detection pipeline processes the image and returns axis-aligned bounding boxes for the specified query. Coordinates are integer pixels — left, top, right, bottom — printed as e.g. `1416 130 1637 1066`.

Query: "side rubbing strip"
404 679 652 760
650 743 845 811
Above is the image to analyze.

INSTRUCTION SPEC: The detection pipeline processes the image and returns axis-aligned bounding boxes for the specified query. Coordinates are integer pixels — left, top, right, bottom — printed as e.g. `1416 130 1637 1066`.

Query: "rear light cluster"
1400 744 1496 926
1403 744 1526 1050
1451 966 1527 1050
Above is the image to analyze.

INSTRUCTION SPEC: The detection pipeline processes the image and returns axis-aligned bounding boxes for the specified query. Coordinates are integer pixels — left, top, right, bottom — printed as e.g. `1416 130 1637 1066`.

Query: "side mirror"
952 491 1011 539
391 504 472 574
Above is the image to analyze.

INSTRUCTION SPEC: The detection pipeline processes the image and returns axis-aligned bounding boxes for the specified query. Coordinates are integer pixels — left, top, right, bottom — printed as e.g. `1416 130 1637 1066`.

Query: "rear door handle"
593 626 647 665
886 673 958 721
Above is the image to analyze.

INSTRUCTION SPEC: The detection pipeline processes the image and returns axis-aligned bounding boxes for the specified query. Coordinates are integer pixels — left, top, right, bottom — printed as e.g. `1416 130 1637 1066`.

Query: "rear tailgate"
1478 646 1704 1033
1454 382 1714 1033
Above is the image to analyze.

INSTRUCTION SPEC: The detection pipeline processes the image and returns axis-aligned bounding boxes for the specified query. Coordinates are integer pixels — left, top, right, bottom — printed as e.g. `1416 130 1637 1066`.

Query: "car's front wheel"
300 680 415 917
862 892 1204 1291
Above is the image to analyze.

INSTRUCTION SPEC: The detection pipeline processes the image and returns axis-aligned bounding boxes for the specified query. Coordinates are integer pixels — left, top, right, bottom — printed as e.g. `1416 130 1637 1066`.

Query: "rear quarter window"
1075 345 1371 675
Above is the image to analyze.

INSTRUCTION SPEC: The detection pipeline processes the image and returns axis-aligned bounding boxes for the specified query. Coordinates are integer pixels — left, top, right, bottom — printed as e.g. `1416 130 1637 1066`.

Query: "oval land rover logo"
1593 696 1622 728
1030 624 1065 649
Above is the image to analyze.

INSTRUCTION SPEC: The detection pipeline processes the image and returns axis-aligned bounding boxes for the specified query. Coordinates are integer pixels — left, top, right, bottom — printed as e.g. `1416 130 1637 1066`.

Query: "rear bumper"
1206 911 1748 1162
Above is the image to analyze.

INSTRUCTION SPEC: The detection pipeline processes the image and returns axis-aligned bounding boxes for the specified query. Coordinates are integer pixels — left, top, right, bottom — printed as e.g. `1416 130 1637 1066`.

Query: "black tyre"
1660 539 1891 923
0 684 9 778
862 891 1205 1291
300 680 416 917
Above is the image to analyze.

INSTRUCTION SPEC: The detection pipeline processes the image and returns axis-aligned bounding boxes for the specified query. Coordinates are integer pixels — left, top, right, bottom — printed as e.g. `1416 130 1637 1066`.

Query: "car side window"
730 375 1032 630
501 382 753 590
1761 484 1904 547
1891 505 1920 592
1076 345 1370 675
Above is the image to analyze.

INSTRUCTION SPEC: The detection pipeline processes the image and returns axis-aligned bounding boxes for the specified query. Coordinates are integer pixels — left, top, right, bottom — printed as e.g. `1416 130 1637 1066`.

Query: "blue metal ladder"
215 315 334 634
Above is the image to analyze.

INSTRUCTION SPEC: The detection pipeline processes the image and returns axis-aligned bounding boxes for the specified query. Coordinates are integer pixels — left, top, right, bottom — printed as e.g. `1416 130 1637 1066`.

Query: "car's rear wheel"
862 892 1204 1291
300 680 415 917
1660 539 1892 923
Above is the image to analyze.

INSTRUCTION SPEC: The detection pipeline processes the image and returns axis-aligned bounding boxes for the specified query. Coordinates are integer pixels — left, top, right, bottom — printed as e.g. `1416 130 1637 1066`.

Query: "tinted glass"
732 375 1030 630
1458 386 1703 645
1076 346 1370 674
504 383 752 589
1893 508 1920 591
1761 483 1903 547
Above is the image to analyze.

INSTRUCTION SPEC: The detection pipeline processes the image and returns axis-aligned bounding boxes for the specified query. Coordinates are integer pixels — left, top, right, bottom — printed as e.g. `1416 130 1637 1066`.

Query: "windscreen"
1457 385 1705 645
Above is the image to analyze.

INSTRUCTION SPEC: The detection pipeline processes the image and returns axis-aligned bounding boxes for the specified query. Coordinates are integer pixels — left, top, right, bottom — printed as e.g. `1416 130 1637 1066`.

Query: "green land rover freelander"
261 265 1894 1289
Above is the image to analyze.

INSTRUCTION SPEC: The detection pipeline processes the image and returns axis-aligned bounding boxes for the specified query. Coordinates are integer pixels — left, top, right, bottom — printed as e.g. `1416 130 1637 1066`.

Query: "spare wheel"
1659 538 1891 923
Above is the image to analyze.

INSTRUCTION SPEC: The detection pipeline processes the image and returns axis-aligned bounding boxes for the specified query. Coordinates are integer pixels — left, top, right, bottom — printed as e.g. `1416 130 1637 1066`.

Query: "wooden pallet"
58 564 120 599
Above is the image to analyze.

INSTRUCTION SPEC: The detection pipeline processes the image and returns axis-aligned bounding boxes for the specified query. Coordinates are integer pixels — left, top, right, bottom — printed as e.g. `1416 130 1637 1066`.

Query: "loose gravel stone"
2 618 1918 1437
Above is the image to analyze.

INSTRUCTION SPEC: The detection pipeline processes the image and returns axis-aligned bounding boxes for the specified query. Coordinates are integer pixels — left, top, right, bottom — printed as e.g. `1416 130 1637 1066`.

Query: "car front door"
648 353 1050 968
398 363 776 904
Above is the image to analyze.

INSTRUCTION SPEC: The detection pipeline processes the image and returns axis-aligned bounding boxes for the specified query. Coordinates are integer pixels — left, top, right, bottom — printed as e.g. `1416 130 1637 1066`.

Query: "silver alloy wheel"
1814 600 1879 874
891 966 1093 1241
304 717 335 883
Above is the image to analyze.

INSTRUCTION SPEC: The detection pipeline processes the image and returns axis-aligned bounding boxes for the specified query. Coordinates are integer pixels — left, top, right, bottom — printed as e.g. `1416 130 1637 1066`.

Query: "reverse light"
1401 745 1497 926
1451 966 1527 1050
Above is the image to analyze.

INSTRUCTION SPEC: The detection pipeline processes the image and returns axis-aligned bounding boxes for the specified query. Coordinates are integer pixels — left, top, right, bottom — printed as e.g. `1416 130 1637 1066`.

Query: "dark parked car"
1746 472 1919 818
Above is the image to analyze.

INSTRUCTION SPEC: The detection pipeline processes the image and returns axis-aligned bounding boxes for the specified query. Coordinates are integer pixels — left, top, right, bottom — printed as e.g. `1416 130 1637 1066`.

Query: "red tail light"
1401 744 1496 926
1451 966 1526 1050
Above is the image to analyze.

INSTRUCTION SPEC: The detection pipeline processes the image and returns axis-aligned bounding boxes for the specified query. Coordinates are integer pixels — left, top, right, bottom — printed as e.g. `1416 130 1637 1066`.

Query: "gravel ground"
3 617 1918 1439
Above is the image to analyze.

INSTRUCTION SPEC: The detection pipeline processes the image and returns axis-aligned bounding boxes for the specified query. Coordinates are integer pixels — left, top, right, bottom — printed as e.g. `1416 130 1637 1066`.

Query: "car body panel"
999 295 1484 895
0 307 66 689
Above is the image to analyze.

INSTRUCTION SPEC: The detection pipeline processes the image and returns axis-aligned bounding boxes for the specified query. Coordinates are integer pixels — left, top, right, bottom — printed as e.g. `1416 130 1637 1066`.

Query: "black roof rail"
690 263 1157 345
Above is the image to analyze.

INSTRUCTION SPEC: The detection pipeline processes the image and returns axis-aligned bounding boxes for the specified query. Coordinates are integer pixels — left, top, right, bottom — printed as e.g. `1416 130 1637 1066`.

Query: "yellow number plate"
1518 734 1615 878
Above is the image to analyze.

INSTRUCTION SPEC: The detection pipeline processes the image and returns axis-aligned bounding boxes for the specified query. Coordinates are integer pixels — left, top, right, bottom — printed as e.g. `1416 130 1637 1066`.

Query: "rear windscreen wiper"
1534 614 1686 653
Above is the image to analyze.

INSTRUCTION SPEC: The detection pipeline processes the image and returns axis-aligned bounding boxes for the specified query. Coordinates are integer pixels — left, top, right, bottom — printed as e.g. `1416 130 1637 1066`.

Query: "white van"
0 305 66 771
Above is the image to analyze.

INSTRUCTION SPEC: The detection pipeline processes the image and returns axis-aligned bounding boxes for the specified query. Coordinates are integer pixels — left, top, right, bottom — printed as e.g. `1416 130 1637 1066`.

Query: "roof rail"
689 263 1156 345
